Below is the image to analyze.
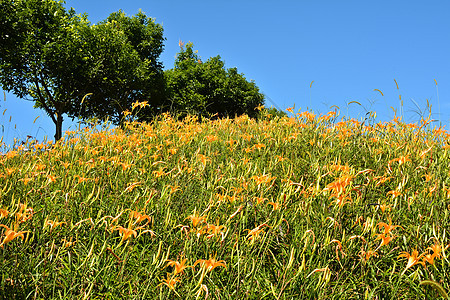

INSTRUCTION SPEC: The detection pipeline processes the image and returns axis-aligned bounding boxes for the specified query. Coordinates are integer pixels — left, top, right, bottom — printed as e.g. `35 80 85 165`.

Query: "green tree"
77 10 165 125
164 42 264 119
0 1 165 140
262 106 287 119
0 0 91 141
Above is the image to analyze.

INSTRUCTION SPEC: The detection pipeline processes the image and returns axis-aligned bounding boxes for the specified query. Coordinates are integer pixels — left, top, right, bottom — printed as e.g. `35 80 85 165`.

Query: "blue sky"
1 0 449 149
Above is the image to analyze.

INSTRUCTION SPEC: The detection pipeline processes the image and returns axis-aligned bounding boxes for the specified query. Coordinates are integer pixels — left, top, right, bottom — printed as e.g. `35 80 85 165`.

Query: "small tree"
0 0 91 141
0 1 165 140
164 42 264 119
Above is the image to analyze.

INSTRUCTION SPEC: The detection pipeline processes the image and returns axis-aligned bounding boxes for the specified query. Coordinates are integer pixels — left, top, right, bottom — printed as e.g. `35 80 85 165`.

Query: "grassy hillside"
0 105 449 299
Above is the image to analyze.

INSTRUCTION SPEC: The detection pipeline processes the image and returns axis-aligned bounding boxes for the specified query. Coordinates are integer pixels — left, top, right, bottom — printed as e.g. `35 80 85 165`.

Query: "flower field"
0 105 449 299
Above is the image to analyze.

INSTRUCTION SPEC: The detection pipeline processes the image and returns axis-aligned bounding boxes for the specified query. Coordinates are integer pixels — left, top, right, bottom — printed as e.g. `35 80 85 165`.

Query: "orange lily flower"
330 193 352 208
115 226 137 243
255 104 265 111
0 209 9 218
388 155 411 171
5 168 15 176
267 201 281 211
165 258 192 275
205 135 218 143
152 169 166 178
197 154 210 165
75 175 89 184
205 223 226 239
422 253 437 266
19 177 33 185
5 150 18 160
422 242 443 266
427 242 443 259
245 223 268 241
185 212 206 228
131 100 149 110
374 234 396 250
62 237 75 248
167 185 181 194
159 273 180 291
359 249 378 262
324 175 353 195
251 174 275 186
387 190 402 198
377 222 402 235
0 224 29 248
15 203 34 223
46 174 58 183
194 256 226 273
253 143 265 150
275 155 287 162
119 162 133 171
129 211 151 226
379 204 390 213
253 197 267 205
398 249 423 275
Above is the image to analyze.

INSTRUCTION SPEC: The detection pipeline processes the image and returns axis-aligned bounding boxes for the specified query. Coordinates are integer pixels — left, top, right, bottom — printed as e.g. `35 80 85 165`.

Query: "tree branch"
38 72 57 108
33 74 57 125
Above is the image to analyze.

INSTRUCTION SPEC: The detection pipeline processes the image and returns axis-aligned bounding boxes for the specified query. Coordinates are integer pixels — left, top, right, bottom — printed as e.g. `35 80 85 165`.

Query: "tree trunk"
54 113 63 141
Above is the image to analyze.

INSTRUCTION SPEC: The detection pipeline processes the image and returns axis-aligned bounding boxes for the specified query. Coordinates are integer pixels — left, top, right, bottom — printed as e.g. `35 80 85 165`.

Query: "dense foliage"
0 0 90 140
0 0 165 140
0 106 449 299
78 10 166 125
164 42 264 119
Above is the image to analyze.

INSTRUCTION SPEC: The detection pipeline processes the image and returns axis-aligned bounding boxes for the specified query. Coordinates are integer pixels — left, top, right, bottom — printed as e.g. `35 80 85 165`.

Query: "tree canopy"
164 42 264 119
0 0 165 140
0 0 89 140
77 10 165 125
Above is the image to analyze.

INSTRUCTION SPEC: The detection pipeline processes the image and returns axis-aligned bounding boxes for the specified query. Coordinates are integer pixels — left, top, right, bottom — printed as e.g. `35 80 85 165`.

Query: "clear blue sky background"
1 0 449 149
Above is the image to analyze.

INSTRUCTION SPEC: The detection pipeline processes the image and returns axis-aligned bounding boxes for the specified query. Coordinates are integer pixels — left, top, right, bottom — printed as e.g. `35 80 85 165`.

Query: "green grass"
0 107 449 299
